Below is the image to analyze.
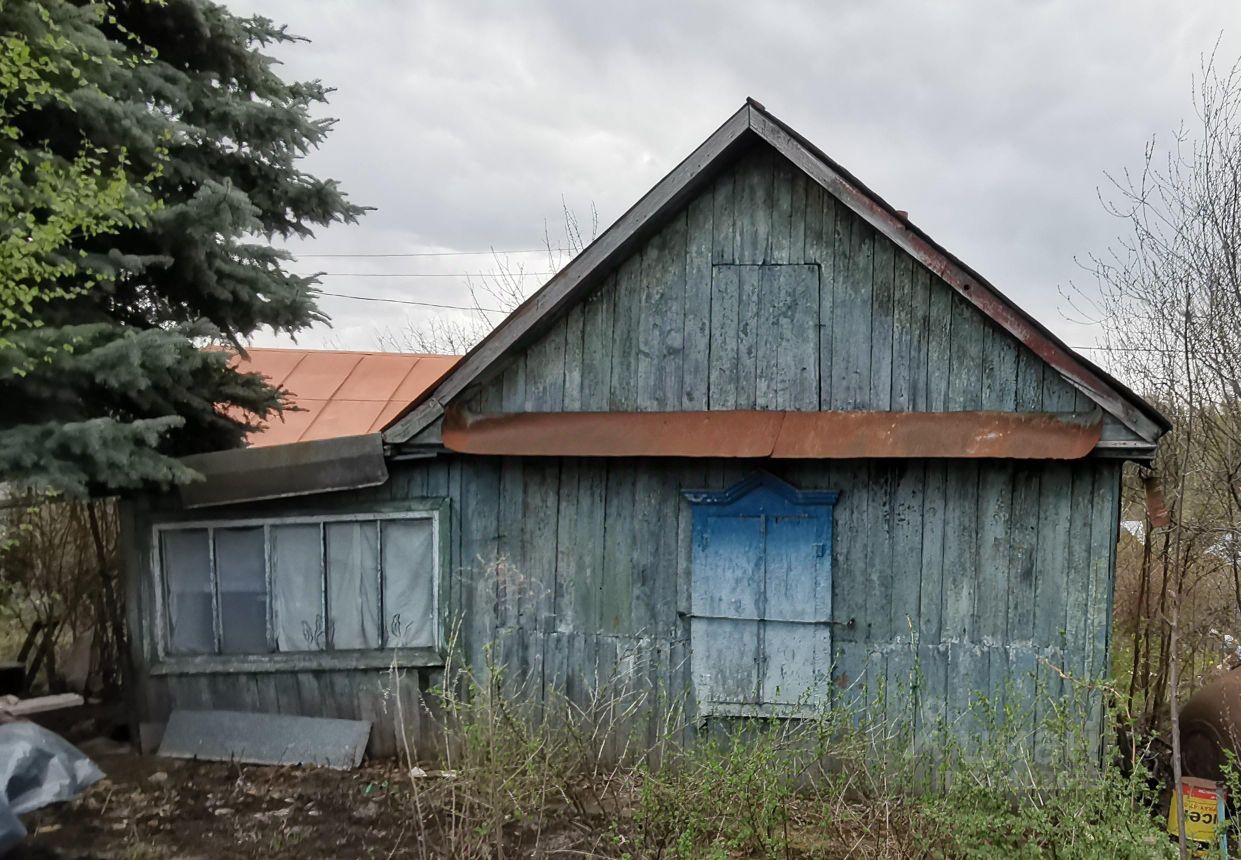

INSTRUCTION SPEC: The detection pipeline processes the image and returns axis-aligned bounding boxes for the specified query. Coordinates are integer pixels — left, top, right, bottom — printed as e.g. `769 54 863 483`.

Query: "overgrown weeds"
384 638 1175 858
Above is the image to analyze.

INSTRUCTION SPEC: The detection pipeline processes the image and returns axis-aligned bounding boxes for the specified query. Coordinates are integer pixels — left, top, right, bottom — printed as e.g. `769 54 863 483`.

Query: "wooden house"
121 101 1168 758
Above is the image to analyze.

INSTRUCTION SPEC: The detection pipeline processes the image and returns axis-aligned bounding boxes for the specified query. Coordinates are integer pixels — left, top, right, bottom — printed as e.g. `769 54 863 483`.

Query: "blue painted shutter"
686 474 837 715
762 514 831 705
690 514 764 705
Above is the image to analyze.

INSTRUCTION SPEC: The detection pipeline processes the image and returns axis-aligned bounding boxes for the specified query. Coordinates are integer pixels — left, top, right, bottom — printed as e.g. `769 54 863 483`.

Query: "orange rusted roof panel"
229 348 459 447
392 356 458 402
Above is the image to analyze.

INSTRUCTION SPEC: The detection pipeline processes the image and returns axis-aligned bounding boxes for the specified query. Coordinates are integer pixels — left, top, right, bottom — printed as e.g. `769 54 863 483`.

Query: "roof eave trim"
382 103 754 444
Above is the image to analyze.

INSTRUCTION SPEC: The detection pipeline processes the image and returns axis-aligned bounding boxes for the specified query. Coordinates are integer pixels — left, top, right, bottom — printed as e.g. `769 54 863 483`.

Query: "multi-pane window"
157 512 439 658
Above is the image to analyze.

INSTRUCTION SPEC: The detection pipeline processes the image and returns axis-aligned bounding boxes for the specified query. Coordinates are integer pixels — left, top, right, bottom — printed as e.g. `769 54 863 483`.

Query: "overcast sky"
230 0 1241 357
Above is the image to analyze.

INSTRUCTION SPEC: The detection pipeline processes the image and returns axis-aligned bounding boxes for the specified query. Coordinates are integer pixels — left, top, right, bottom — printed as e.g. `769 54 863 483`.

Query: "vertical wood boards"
580 276 615 411
127 454 1124 767
636 212 687 412
683 194 713 410
708 264 740 409
465 142 1095 422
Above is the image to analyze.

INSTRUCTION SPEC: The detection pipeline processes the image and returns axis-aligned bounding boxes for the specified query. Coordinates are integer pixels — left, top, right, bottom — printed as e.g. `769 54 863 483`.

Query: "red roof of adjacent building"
230 348 458 447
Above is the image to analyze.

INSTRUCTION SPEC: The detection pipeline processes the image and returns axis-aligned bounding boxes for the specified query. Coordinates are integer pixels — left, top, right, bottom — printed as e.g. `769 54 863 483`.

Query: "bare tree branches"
376 202 598 355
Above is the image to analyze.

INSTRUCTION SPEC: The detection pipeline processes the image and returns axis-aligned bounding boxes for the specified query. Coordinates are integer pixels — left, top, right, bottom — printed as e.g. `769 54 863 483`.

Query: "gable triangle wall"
466 143 1096 421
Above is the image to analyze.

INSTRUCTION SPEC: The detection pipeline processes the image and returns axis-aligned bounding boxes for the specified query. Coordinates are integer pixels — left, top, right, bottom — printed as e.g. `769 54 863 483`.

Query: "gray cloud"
226 0 1241 352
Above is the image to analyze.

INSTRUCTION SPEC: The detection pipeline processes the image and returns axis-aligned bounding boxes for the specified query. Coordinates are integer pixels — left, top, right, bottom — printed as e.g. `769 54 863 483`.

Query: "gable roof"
383 100 1169 446
232 348 457 446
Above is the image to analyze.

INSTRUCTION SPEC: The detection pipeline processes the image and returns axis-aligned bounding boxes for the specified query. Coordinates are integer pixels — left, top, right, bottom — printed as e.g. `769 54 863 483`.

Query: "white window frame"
149 507 444 674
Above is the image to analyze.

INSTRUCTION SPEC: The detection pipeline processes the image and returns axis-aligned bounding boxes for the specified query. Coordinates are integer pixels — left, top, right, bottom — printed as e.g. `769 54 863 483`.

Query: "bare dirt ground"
14 751 457 859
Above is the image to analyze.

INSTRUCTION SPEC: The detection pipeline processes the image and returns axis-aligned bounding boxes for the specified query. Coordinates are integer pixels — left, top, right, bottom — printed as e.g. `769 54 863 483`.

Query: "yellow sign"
1168 777 1224 849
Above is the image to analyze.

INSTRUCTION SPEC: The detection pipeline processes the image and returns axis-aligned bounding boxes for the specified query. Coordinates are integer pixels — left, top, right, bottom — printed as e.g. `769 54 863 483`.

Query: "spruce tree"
0 0 362 496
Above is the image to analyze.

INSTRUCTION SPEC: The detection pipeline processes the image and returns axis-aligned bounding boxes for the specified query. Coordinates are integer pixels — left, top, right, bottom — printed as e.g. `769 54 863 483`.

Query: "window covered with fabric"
155 512 440 659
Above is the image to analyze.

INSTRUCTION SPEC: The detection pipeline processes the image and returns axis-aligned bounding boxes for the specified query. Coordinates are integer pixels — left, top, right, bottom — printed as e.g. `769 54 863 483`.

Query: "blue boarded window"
683 473 838 717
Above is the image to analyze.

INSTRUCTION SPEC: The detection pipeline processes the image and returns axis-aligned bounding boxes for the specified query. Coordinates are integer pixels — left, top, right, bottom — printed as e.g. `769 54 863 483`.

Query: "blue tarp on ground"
0 722 103 854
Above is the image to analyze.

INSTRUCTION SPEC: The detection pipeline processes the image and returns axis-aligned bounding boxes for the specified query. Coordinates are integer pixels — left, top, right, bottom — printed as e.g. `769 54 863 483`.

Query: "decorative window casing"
684 473 838 718
151 508 444 672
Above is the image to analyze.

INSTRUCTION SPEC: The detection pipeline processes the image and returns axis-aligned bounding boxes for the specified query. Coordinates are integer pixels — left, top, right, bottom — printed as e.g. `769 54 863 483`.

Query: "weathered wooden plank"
609 255 642 410
832 218 874 409
908 266 932 411
683 191 714 409
1015 344 1045 412
1034 465 1072 652
523 461 561 632
1087 463 1121 750
890 460 925 642
355 673 392 758
890 253 914 411
809 188 836 409
711 171 735 265
918 461 947 646
980 325 1018 411
737 148 774 264
941 462 981 740
789 170 807 264
460 459 501 675
976 462 1014 705
652 466 683 640
272 672 302 716
1041 352 1079 412
947 294 984 410
581 275 615 411
925 275 953 411
295 672 323 722
600 463 635 635
637 213 687 410
1062 459 1092 694
576 461 608 634
770 155 794 263
832 462 868 699
1006 458 1042 724
869 237 895 410
394 667 424 759
866 463 895 646
1032 463 1072 765
553 459 581 633
255 676 280 714
755 266 783 410
631 468 662 636
708 265 739 409
736 265 761 409
786 264 819 410
562 303 585 411
497 454 525 629
525 317 566 411
888 459 924 729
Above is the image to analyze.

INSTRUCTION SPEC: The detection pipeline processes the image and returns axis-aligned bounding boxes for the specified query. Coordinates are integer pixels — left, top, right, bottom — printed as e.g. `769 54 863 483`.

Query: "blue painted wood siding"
469 143 1097 419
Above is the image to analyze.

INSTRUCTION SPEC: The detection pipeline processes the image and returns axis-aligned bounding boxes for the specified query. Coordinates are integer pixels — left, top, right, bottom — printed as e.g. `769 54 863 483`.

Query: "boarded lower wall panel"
126 454 1122 763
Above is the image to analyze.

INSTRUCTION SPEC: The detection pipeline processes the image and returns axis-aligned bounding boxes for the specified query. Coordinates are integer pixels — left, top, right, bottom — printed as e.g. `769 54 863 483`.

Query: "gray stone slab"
157 709 371 769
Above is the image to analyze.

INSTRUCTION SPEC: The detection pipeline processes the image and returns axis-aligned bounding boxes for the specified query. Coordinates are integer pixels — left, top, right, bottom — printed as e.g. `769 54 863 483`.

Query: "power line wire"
319 291 506 313
310 271 556 278
293 248 570 259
